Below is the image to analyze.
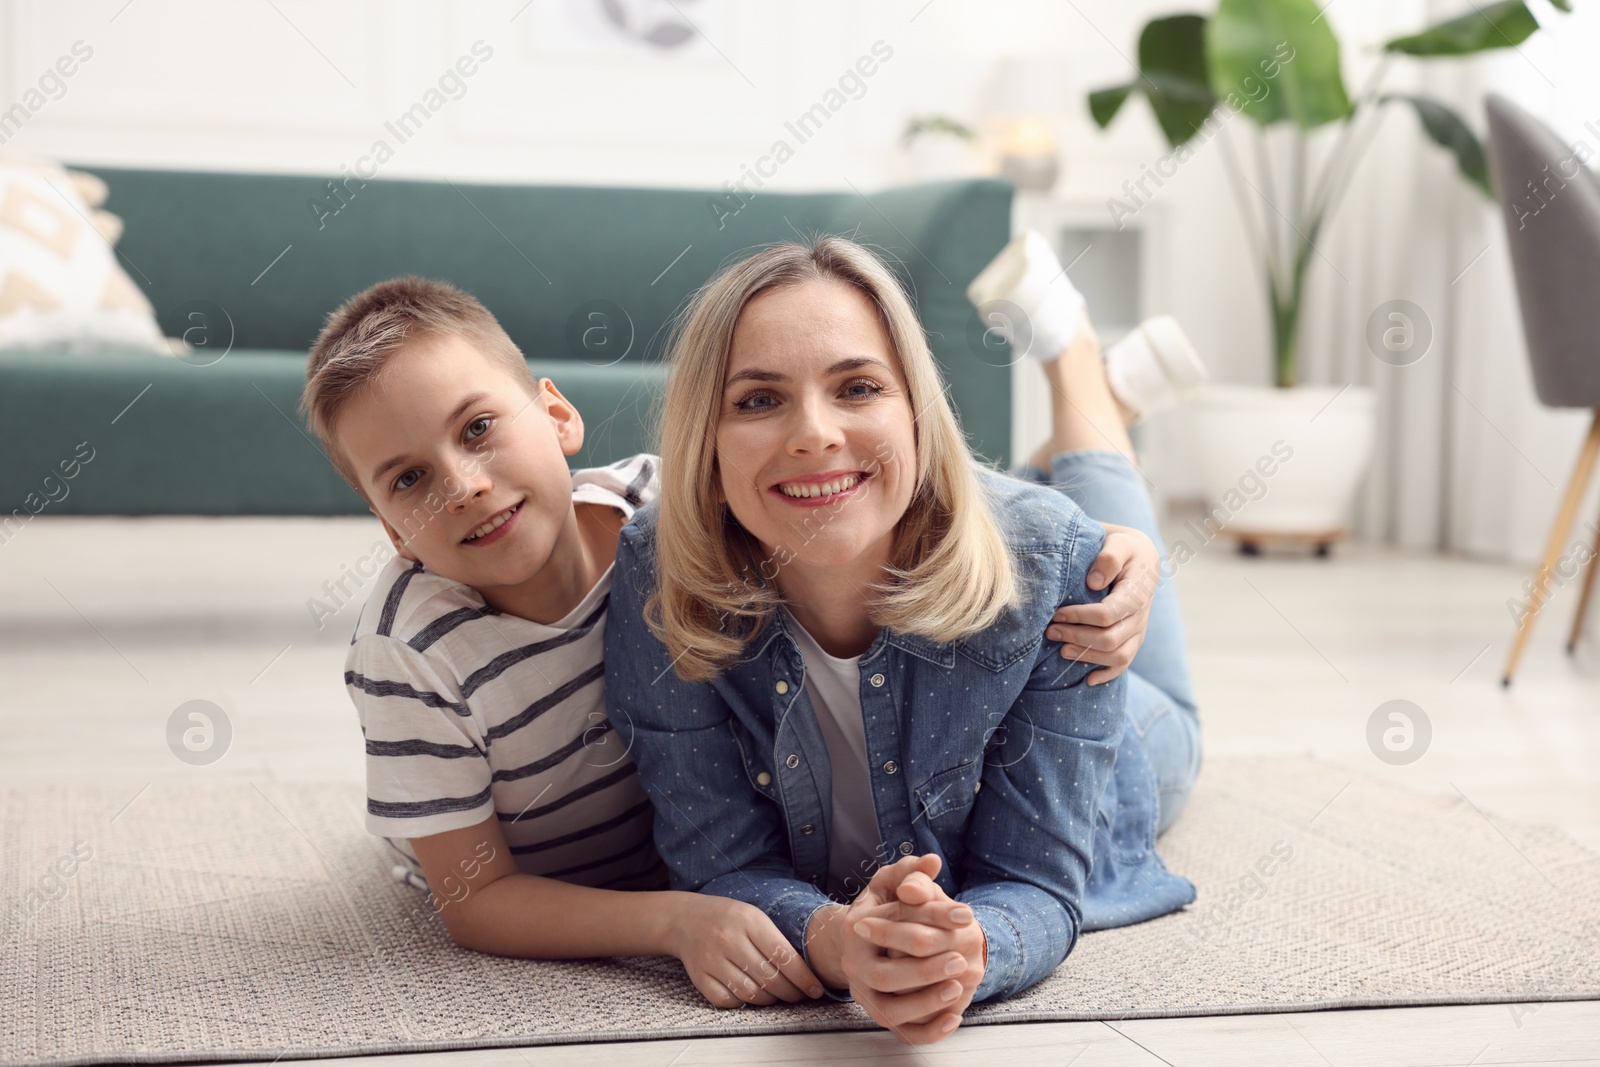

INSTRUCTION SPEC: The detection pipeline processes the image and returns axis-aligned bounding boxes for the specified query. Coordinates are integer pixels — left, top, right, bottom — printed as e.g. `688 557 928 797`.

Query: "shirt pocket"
914 759 983 825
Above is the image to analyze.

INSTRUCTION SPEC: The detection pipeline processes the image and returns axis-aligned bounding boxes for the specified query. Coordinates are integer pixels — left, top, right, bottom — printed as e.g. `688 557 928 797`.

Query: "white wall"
4 1 1172 189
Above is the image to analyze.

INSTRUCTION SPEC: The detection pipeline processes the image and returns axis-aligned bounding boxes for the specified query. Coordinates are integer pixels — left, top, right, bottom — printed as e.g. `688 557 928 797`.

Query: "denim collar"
881 628 956 669
740 605 956 670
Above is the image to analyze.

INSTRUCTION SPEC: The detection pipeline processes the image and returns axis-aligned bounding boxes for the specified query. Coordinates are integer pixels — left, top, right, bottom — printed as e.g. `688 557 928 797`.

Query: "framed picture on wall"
519 0 728 58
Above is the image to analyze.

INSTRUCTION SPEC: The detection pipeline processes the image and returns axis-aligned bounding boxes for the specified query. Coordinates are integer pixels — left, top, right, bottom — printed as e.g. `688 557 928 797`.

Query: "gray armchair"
1485 93 1600 685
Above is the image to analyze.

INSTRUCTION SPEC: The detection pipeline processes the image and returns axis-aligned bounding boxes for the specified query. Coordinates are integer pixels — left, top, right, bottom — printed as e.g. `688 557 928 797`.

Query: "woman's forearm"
805 903 851 988
442 874 682 959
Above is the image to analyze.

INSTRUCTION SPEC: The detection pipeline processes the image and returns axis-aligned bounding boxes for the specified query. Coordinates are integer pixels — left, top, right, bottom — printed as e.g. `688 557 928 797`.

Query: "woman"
604 237 1201 1043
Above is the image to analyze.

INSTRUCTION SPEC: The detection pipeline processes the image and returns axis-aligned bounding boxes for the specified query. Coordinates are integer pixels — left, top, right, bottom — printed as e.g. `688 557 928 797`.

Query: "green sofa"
0 168 1014 515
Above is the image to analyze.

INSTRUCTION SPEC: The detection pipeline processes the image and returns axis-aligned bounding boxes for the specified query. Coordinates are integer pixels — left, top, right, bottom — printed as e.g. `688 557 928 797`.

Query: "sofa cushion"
0 348 664 519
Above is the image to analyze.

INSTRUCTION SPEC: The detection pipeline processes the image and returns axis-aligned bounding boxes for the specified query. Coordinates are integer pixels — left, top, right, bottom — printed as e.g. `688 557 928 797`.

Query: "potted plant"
1088 0 1571 553
900 115 978 180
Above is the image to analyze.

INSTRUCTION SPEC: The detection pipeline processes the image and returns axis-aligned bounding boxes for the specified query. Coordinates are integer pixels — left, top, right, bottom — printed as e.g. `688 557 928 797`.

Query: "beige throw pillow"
0 155 168 353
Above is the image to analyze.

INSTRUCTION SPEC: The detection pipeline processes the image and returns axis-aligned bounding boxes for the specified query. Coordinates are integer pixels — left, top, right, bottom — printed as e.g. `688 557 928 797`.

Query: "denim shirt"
604 466 1196 1002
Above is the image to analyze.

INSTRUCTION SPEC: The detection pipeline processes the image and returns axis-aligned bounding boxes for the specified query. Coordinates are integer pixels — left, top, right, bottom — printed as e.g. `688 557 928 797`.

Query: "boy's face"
336 333 584 596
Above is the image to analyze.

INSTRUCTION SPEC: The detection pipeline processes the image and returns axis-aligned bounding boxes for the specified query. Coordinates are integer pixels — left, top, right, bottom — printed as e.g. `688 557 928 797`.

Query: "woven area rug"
5 755 1599 1065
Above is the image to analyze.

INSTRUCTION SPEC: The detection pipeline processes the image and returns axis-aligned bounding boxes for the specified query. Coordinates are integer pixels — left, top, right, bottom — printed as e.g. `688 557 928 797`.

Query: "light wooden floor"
3 514 1598 1065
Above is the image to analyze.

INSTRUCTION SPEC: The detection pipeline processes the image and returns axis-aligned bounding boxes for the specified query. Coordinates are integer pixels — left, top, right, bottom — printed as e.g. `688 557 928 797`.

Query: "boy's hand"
668 893 824 1009
1047 521 1160 685
809 855 983 1045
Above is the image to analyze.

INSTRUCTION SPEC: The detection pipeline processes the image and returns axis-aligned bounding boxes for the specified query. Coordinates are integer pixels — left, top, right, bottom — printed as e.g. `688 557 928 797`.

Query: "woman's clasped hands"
808 853 986 1044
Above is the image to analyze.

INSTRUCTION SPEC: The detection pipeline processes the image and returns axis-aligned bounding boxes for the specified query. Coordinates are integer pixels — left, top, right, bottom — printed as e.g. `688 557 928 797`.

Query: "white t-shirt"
785 610 881 898
345 454 664 893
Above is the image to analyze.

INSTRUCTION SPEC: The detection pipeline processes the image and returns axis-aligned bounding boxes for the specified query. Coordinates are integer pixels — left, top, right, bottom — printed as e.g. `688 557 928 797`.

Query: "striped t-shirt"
344 453 665 892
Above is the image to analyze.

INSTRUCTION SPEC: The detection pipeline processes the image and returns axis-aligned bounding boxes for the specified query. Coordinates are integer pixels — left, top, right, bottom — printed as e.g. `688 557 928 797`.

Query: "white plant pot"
1190 384 1376 540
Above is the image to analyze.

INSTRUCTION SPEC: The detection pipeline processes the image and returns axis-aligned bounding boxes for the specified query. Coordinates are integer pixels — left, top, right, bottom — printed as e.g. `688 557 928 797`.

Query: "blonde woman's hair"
301 276 538 500
651 236 1016 682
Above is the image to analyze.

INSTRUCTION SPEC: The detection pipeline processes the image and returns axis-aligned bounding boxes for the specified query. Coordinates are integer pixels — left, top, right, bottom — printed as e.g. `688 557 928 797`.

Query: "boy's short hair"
301 276 540 499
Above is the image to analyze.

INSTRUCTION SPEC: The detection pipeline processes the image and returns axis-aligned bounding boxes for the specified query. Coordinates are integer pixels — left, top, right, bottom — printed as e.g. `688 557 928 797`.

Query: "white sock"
966 232 1086 361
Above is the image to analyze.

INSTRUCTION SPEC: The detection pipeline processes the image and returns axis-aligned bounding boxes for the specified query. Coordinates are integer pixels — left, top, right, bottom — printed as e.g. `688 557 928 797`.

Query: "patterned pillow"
0 156 168 353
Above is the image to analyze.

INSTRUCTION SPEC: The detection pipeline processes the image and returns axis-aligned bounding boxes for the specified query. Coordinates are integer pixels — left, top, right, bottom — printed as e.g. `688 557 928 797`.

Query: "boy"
300 276 1158 1011
303 277 824 1007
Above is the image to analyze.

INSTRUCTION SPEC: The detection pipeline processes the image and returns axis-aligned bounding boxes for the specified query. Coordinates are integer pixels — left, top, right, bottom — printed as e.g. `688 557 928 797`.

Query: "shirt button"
756 772 772 786
775 680 789 695
898 841 914 855
869 673 886 688
883 760 898 775
786 753 801 769
974 780 983 794
801 823 815 835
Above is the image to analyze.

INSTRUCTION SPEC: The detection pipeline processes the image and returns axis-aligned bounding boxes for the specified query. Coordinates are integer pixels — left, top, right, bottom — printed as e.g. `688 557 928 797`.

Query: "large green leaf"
1382 92 1494 197
1089 83 1136 128
1385 0 1539 55
1086 14 1219 147
1138 15 1220 145
1207 0 1352 129
1141 14 1211 83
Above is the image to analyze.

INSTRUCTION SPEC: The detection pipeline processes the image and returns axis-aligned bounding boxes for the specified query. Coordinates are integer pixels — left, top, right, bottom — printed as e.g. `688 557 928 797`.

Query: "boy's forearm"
441 874 681 959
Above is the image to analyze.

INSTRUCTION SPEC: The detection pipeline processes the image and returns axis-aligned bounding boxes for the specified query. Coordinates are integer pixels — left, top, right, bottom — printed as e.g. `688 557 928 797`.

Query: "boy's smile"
461 499 525 545
335 332 608 625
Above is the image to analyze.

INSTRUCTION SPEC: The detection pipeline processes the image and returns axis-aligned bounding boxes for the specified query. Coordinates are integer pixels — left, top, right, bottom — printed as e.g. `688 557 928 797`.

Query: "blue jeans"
1019 449 1203 836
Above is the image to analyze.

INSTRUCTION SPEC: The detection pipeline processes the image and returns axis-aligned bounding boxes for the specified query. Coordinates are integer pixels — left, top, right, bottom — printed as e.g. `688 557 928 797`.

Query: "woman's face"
715 277 918 577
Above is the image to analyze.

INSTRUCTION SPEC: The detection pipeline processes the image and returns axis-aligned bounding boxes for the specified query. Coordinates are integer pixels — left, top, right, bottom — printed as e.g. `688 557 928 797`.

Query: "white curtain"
1293 0 1600 566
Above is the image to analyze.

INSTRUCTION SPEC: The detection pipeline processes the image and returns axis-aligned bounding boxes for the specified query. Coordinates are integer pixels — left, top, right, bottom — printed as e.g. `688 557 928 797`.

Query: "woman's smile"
770 469 872 507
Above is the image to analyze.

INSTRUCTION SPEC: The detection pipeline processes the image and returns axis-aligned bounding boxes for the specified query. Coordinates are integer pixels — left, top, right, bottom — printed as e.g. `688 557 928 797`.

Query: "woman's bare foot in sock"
1027 310 1141 473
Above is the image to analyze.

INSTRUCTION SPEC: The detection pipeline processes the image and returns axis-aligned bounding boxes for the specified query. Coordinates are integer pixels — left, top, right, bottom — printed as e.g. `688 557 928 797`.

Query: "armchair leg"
1567 502 1600 654
1503 409 1600 686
